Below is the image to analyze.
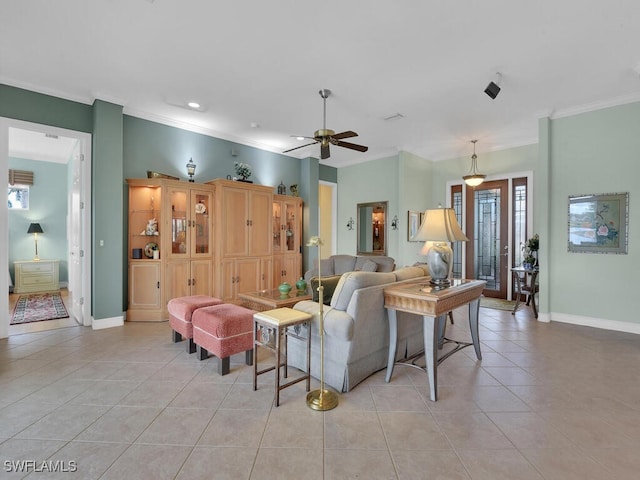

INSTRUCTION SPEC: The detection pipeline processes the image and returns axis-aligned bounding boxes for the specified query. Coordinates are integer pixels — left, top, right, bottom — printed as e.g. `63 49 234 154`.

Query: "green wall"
123 116 304 189
0 84 92 133
548 102 639 325
92 100 124 320
8 158 69 283
337 155 401 261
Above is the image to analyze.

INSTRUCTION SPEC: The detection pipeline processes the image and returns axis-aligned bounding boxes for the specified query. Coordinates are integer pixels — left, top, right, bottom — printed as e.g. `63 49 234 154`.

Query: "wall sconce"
391 215 399 230
346 217 354 230
186 158 196 182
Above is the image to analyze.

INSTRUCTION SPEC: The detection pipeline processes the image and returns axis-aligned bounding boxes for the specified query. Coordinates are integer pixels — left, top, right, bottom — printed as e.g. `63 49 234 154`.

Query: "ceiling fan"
283 89 368 160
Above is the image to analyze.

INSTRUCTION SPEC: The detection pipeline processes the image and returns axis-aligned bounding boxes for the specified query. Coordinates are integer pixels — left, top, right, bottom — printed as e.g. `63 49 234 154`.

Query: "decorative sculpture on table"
306 235 338 411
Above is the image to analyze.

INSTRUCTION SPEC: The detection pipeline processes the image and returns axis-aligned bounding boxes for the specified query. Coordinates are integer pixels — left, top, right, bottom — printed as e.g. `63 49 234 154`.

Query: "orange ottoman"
168 295 223 353
193 304 255 375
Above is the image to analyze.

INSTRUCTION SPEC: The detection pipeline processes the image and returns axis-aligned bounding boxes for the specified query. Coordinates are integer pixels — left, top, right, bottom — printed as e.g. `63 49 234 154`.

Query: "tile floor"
2 304 640 479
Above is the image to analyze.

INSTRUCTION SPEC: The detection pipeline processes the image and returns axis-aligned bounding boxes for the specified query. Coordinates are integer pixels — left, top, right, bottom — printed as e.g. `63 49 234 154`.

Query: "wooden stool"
167 295 222 353
253 308 312 406
192 304 255 375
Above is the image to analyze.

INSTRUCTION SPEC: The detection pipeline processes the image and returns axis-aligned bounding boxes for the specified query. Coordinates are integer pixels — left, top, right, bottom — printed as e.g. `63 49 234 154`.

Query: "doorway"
465 180 509 298
1 117 92 338
450 173 533 301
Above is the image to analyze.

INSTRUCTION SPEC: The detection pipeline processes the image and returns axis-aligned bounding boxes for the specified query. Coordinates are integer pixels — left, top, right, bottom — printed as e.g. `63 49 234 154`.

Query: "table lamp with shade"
412 208 468 287
27 222 44 261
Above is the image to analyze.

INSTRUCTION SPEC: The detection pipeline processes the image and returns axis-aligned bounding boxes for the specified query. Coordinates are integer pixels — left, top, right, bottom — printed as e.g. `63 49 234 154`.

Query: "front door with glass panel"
465 180 508 298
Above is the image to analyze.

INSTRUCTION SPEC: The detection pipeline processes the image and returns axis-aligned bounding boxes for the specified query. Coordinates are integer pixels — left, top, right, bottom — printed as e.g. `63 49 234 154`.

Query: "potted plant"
234 162 252 182
521 233 539 269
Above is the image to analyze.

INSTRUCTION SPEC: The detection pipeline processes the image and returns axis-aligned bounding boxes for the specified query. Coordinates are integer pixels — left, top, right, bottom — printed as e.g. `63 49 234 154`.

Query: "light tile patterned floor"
2 305 640 479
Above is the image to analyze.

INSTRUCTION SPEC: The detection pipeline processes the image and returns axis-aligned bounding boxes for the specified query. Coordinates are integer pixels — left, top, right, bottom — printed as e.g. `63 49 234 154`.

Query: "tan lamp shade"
413 208 467 287
411 208 468 243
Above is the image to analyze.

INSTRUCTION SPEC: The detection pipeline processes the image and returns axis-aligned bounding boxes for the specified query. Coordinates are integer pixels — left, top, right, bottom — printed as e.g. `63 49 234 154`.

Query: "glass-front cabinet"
126 178 214 322
168 187 213 258
273 195 302 255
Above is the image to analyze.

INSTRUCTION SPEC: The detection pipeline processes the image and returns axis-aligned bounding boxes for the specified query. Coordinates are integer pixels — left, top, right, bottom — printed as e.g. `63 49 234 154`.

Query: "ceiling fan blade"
320 143 330 159
335 140 368 152
283 141 318 153
331 130 358 140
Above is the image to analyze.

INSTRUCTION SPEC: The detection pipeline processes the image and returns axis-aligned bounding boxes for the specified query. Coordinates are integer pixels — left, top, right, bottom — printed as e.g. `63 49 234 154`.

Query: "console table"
383 279 486 401
14 260 60 294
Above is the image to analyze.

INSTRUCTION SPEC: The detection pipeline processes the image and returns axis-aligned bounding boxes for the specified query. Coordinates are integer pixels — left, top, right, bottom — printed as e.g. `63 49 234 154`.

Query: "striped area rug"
10 292 69 325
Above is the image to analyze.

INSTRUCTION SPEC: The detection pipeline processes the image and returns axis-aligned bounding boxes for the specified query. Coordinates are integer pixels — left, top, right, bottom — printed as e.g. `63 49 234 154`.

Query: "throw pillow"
361 259 378 272
310 275 342 305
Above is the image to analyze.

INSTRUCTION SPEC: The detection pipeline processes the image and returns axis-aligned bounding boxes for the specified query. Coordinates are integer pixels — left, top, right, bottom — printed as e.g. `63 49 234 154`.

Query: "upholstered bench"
193 303 255 375
168 295 223 353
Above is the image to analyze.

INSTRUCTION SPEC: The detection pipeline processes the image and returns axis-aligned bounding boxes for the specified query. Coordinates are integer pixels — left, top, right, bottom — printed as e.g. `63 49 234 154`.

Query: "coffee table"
239 288 311 312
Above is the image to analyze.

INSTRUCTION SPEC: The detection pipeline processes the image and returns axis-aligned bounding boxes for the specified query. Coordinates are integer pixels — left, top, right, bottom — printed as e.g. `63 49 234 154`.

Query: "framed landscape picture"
568 192 628 254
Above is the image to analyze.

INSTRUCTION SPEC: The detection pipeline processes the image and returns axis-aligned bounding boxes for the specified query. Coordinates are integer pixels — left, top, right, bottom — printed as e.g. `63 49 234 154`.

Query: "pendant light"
462 139 486 187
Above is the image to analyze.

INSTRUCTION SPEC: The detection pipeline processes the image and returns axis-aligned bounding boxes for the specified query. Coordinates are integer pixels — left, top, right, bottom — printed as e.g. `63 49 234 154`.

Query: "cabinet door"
191 260 212 296
129 262 161 308
282 255 301 286
261 256 273 291
283 199 301 254
191 189 213 257
236 257 261 297
272 201 283 254
249 190 272 256
221 187 249 257
168 187 190 258
219 259 236 303
165 261 191 300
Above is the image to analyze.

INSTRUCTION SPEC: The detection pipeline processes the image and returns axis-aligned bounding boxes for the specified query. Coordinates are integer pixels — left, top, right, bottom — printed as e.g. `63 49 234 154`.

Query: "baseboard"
551 312 640 335
91 315 124 330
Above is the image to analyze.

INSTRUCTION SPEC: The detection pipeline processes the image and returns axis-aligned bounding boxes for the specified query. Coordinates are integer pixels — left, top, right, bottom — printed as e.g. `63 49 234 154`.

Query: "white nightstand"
14 260 60 294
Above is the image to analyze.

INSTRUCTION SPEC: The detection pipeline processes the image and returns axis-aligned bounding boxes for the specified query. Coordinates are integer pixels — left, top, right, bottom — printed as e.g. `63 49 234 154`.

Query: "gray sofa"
303 254 396 282
290 265 429 392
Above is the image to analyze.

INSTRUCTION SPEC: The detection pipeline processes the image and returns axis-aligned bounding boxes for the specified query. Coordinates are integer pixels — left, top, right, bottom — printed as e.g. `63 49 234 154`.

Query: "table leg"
253 323 259 391
274 326 281 407
423 315 438 401
385 309 398 383
468 298 482 360
513 274 522 315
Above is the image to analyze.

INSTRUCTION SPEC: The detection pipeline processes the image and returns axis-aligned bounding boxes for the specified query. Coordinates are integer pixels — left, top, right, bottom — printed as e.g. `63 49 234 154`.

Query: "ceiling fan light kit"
283 89 368 160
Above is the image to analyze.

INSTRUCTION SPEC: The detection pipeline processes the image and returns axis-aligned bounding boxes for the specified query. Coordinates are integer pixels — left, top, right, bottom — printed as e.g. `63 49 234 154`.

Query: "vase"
296 277 307 292
278 282 291 295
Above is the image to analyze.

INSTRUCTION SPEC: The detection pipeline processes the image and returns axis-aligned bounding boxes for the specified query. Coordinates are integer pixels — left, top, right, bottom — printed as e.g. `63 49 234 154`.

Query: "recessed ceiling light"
187 102 201 109
296 136 305 141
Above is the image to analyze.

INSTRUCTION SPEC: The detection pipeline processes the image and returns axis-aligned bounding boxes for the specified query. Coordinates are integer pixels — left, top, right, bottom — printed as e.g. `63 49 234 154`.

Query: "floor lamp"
305 236 338 411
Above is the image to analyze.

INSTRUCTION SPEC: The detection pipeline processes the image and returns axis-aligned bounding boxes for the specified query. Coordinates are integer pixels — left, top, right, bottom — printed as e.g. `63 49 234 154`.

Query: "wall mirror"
356 201 388 256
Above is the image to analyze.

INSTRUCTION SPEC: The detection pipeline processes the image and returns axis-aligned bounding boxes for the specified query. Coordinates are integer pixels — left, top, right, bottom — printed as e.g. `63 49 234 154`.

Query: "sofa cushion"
331 271 396 311
319 258 335 276
332 255 357 275
360 259 378 272
310 275 342 305
394 266 428 282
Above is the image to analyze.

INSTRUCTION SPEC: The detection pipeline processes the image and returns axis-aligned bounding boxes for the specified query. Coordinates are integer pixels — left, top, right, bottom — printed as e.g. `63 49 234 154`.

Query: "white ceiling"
2 0 640 167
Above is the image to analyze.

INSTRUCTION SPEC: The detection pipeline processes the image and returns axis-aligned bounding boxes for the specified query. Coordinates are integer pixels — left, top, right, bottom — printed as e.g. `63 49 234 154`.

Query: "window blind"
8 169 34 185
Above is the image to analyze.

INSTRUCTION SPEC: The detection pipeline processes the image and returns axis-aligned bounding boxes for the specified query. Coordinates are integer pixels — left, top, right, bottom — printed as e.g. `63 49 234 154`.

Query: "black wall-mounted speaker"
484 81 501 99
